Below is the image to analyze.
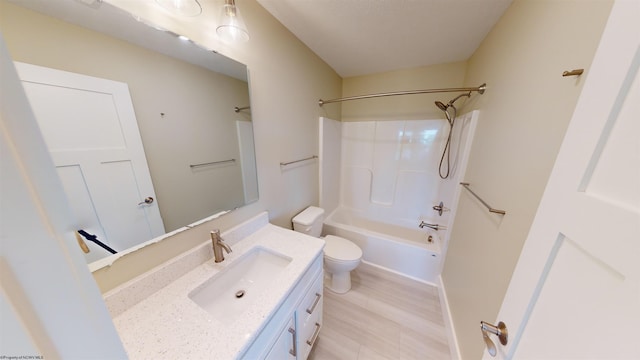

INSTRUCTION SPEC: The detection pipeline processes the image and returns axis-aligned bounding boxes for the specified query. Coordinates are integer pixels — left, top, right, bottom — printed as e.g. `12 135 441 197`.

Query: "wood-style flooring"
308 263 452 360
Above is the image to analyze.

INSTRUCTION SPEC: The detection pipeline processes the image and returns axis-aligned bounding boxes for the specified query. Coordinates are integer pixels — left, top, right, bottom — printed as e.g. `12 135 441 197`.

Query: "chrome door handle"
288 327 297 356
480 321 508 357
306 293 322 314
138 196 154 205
306 322 321 346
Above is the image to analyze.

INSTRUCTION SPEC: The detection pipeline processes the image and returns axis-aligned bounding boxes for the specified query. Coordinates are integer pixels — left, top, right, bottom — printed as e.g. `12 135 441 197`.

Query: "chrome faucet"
419 221 447 231
211 229 232 263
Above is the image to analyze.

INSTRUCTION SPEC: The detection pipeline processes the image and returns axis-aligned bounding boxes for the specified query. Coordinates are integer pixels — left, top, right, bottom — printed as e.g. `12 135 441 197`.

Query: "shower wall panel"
319 117 342 213
341 119 445 222
339 112 477 226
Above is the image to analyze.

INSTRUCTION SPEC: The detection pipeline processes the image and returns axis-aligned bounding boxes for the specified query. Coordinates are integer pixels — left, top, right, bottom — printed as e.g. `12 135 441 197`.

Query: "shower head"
435 101 448 111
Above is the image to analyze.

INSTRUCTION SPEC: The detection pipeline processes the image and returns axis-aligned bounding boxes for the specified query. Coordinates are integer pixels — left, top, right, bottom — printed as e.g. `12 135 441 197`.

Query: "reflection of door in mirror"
16 62 165 263
2 0 258 269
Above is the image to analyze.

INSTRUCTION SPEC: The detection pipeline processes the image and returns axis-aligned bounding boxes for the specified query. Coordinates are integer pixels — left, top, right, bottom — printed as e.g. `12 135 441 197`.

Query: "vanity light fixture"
216 0 250 43
155 0 202 17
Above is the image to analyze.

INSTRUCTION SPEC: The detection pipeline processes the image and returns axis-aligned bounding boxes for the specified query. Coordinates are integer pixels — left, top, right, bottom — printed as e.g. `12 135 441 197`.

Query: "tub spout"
419 221 447 231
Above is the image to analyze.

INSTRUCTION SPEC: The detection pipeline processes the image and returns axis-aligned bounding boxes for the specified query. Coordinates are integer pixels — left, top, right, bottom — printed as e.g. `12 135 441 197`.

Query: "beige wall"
0 3 251 233
442 0 613 358
1 0 342 292
226 0 342 224
341 61 467 121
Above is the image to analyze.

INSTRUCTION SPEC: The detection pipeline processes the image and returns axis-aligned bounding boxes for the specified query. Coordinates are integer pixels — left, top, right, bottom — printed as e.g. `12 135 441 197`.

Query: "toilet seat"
324 235 362 261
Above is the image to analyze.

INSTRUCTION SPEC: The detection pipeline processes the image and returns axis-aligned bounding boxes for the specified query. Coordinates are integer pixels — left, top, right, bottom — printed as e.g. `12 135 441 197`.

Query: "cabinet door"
265 317 296 360
296 273 324 360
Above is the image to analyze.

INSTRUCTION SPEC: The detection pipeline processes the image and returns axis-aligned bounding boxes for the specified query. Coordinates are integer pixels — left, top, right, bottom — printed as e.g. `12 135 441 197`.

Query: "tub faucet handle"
432 201 449 216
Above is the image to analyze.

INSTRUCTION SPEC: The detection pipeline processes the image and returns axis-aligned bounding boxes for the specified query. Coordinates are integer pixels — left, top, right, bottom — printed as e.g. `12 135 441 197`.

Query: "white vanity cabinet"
242 254 324 360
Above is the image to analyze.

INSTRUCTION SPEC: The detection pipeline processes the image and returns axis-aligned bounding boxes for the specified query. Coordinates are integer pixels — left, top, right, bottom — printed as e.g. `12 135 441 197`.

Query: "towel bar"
280 155 318 167
190 159 236 168
460 182 506 215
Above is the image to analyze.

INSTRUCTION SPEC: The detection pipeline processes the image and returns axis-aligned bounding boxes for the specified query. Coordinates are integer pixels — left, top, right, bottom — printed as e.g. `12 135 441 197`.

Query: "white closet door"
16 62 165 260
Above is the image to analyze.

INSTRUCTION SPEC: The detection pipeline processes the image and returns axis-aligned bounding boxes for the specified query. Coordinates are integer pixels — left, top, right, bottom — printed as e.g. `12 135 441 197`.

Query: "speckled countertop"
105 212 324 359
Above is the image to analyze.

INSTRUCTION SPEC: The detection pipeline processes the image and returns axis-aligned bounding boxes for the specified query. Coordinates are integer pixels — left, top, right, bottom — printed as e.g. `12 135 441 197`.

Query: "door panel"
583 64 639 207
20 82 127 151
514 234 636 358
56 165 109 262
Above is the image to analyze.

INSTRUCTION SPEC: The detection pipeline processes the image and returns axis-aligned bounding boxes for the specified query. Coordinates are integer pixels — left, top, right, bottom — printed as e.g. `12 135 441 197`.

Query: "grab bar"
190 159 236 168
280 155 318 167
460 182 506 215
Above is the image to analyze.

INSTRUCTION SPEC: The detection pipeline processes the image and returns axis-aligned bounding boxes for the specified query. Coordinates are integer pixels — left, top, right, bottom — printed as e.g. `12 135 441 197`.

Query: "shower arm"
318 83 486 106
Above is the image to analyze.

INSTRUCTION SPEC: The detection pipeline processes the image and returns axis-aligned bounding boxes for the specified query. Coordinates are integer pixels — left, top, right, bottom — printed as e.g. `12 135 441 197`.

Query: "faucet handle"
432 201 450 216
211 229 224 244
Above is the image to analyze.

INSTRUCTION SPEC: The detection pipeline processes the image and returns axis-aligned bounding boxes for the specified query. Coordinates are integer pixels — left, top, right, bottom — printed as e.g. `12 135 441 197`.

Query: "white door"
15 62 165 262
1 37 126 358
484 1 640 358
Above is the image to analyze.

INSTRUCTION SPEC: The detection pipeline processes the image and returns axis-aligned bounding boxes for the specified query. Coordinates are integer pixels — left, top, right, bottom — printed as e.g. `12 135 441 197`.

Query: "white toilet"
292 206 362 294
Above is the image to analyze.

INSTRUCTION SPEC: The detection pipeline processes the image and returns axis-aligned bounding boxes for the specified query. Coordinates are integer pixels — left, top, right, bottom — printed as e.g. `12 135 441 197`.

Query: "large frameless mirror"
1 0 258 267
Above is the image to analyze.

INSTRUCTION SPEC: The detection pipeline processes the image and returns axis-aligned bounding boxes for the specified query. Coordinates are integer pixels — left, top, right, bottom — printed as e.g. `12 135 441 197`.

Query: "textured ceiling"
256 0 514 77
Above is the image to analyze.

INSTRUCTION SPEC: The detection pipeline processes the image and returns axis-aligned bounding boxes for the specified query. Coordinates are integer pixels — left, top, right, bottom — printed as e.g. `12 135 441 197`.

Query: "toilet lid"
324 235 362 261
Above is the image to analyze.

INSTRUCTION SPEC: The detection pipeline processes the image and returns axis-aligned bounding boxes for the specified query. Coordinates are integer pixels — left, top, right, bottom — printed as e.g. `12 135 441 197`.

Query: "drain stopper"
235 290 245 298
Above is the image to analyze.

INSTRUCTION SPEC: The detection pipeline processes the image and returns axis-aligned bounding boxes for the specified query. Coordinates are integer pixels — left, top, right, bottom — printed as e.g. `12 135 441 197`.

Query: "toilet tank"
292 206 325 237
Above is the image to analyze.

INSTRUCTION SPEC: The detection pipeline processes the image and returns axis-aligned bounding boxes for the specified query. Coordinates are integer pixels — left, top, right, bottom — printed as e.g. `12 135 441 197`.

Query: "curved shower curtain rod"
318 83 486 106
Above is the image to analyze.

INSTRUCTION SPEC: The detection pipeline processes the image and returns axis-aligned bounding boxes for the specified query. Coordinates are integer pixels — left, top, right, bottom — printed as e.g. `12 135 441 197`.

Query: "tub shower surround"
320 111 477 281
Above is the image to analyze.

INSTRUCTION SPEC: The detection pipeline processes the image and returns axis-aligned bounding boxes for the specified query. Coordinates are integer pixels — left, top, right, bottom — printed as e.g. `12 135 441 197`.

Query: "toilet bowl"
292 206 362 294
323 235 362 293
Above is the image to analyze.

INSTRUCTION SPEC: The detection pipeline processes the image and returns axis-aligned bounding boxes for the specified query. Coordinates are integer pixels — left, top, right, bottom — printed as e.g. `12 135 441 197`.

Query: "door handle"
138 196 154 205
306 293 322 314
480 321 508 357
306 322 321 347
288 327 297 356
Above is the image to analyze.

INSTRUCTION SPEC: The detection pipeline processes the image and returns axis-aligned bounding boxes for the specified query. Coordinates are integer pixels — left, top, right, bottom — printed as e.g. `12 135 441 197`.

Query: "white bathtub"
323 207 441 284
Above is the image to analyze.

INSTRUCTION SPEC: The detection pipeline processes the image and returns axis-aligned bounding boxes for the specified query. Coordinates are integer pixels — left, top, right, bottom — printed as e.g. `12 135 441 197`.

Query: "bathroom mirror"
2 0 258 265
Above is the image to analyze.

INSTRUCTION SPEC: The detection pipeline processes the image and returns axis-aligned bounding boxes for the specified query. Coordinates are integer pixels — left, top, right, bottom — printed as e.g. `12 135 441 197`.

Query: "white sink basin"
189 247 292 324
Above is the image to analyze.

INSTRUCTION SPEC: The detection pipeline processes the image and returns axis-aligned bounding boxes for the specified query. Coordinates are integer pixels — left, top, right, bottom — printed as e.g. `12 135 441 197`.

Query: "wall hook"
562 69 584 77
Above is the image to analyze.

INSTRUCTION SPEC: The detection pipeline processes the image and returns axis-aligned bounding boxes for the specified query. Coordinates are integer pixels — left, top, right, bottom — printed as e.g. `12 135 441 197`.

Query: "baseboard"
359 260 438 287
438 275 461 360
